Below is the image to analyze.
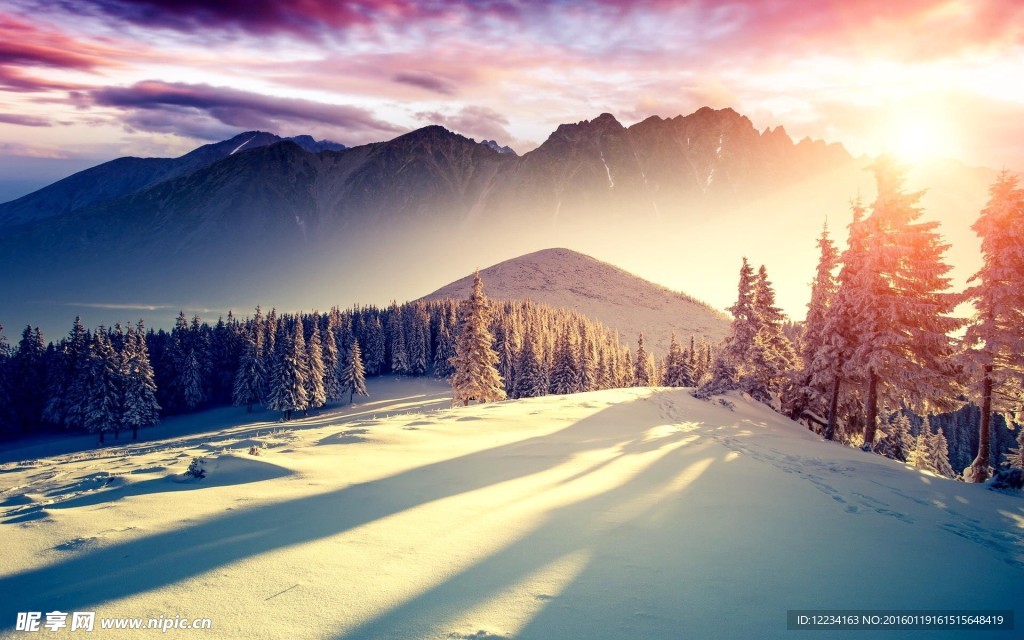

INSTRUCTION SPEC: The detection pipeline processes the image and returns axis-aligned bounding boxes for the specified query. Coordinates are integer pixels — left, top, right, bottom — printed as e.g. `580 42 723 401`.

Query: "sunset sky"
2 0 1023 202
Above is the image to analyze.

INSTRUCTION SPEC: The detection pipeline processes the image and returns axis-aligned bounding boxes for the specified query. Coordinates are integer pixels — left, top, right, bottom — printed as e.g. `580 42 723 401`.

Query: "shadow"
334 427 717 639
0 394 687 627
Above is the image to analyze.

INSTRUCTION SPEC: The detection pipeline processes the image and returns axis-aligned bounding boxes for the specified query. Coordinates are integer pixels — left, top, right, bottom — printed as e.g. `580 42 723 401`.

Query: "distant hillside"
421 248 730 355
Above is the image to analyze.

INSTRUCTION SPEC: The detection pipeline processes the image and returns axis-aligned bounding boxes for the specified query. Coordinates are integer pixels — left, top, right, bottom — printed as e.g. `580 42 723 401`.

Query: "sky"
1 0 1023 203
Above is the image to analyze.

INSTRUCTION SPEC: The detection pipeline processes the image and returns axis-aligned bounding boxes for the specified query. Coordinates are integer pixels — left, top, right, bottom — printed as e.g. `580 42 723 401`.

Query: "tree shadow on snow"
0 393 704 628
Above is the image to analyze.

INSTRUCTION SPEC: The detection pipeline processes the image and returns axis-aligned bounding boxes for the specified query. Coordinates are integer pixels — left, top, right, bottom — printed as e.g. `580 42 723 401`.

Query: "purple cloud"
0 113 52 127
393 72 458 96
83 80 405 141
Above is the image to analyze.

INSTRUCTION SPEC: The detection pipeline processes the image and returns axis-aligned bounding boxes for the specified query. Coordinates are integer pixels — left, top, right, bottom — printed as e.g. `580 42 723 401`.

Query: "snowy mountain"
1 378 1020 639
0 108 995 339
422 248 730 355
0 132 345 228
480 139 516 155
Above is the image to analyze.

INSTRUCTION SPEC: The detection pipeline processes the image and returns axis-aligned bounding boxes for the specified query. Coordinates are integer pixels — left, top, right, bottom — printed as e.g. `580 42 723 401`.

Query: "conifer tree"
321 314 342 401
233 331 266 413
121 321 160 439
910 420 937 472
365 315 386 375
876 412 914 462
721 258 758 379
750 265 798 399
634 332 653 387
304 322 328 413
387 304 409 375
513 324 547 399
846 159 964 448
267 318 309 421
961 171 1024 482
549 327 580 395
450 272 506 406
793 223 840 422
930 422 956 477
340 339 368 403
432 320 457 378
11 326 46 432
83 329 120 443
1003 428 1024 470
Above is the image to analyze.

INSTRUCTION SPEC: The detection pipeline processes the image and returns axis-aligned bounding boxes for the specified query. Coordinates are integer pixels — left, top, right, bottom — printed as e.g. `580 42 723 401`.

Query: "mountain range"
0 107 996 344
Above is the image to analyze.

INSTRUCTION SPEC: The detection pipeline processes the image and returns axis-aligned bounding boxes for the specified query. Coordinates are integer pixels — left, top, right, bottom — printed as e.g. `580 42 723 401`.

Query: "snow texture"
1 377 1021 639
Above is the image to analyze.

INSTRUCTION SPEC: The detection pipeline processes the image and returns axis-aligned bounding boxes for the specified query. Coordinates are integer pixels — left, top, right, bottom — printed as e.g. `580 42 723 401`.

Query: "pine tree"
450 272 506 406
910 420 937 472
634 332 653 387
267 318 309 421
432 320 457 378
304 322 328 413
83 329 120 443
931 422 956 477
876 412 914 462
321 314 342 401
721 258 758 380
749 265 798 400
364 315 386 376
549 327 580 395
513 324 547 399
1002 428 1024 470
121 321 160 439
233 331 266 413
340 339 368 403
387 304 409 375
847 159 964 448
961 171 1024 482
793 223 840 423
11 325 47 432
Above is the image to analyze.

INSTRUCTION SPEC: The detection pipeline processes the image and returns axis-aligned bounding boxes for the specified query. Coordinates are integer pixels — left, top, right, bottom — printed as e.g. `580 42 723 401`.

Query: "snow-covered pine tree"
233 330 265 413
792 223 840 424
910 419 937 472
578 323 596 392
83 329 120 443
432 320 457 379
386 304 409 375
450 272 506 406
961 171 1024 482
750 265 798 400
407 303 430 376
549 327 581 395
721 258 758 383
11 325 46 433
848 158 964 449
267 318 309 421
930 421 956 477
121 321 160 439
876 411 914 462
634 332 653 387
340 339 368 403
304 322 328 413
1003 428 1024 470
365 315 386 376
662 333 684 387
513 324 547 399
321 314 342 402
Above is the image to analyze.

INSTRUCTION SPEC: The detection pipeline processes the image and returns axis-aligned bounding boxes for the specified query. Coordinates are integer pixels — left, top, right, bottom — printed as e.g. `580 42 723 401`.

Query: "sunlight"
436 549 593 638
883 113 959 164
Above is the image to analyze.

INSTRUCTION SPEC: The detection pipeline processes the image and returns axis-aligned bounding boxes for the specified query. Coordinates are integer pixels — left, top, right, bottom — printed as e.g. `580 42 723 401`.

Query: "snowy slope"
1 379 1020 639
422 248 731 356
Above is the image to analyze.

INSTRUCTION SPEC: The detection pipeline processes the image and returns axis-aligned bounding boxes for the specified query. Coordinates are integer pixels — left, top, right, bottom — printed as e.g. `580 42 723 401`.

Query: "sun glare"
884 114 958 165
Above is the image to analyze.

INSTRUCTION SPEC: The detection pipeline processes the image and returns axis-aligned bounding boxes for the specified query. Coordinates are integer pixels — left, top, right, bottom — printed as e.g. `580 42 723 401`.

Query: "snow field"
1 379 1021 639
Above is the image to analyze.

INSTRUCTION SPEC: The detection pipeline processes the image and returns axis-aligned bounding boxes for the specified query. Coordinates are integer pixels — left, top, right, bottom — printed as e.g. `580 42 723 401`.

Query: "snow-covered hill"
1 379 1020 639
422 248 731 356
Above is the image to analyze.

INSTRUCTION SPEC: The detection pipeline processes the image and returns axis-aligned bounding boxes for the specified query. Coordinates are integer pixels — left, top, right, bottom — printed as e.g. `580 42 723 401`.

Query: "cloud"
392 72 458 96
415 105 533 151
0 113 52 127
65 302 173 311
82 80 405 141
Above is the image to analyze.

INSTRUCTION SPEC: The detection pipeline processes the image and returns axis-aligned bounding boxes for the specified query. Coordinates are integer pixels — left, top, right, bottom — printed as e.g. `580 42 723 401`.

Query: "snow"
1 379 1021 639
229 135 257 156
422 248 730 357
599 149 614 189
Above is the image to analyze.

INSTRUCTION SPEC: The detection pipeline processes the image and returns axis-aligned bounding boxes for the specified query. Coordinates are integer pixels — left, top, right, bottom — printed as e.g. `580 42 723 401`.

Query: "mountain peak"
421 247 729 354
